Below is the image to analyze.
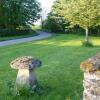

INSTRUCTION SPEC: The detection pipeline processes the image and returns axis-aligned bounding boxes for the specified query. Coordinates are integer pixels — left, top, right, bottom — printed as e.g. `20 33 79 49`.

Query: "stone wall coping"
80 54 100 72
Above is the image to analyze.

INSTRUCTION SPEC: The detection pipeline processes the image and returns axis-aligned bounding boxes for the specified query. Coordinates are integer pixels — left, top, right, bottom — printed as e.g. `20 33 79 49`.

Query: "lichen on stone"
10 56 41 69
80 54 100 72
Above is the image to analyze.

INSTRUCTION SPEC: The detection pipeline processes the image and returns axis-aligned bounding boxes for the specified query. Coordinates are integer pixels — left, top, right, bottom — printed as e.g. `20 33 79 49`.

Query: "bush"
90 26 100 36
82 41 93 47
42 12 70 33
0 29 33 37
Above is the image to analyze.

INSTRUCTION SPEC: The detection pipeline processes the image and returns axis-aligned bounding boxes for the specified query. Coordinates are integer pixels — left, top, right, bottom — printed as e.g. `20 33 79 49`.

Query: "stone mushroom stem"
16 69 37 88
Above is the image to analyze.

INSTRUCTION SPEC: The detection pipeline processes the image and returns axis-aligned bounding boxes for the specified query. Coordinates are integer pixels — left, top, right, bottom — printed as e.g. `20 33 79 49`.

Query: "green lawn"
32 25 41 30
0 33 100 100
0 31 37 41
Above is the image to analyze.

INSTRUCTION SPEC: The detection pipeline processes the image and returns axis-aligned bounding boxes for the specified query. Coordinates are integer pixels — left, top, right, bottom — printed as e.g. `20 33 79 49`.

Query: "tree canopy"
42 0 70 32
0 0 41 29
54 0 100 42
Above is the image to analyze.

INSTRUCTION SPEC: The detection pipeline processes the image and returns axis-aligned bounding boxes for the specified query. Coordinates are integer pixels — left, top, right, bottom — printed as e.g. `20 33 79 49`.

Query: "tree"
54 0 100 42
42 12 69 32
42 0 69 32
0 0 41 29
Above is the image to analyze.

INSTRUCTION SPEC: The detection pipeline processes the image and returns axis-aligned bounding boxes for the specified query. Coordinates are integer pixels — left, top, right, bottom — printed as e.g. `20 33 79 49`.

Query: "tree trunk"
85 28 89 42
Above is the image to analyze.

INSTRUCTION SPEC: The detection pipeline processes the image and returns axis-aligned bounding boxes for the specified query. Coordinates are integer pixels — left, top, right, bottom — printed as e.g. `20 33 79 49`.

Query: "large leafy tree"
55 0 100 42
0 0 41 29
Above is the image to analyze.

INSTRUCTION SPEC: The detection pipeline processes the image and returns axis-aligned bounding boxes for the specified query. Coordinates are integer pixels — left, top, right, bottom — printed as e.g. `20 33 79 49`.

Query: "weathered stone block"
80 54 100 100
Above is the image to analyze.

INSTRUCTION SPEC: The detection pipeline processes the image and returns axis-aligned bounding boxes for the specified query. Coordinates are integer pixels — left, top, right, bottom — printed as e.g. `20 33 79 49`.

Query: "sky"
35 0 55 25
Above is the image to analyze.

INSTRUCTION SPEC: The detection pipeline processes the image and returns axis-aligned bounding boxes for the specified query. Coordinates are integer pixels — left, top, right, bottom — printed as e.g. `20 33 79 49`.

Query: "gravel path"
0 31 52 47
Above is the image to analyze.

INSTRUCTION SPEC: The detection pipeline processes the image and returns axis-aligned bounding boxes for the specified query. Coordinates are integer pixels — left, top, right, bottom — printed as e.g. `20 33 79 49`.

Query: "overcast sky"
35 0 55 25
38 0 55 11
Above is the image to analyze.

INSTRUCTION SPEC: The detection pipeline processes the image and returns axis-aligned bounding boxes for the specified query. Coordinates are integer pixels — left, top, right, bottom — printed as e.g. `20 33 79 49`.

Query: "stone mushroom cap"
80 54 100 72
10 56 42 70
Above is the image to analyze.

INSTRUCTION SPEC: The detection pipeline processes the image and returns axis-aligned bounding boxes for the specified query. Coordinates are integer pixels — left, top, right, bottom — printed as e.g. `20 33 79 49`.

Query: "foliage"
0 29 34 37
0 31 37 41
54 0 100 42
42 0 70 32
56 0 100 29
42 12 69 32
0 0 41 29
90 26 100 35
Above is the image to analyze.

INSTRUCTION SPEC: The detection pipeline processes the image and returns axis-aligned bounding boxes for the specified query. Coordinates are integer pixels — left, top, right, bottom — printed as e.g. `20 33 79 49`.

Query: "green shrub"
0 29 34 37
90 26 100 36
42 12 70 32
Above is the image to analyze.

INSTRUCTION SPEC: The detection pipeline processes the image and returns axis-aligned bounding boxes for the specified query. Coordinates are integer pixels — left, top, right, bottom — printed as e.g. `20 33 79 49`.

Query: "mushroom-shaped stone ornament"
10 56 42 88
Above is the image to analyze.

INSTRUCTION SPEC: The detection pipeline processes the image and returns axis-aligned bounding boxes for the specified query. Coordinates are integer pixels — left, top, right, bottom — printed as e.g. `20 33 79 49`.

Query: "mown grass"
0 33 100 100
